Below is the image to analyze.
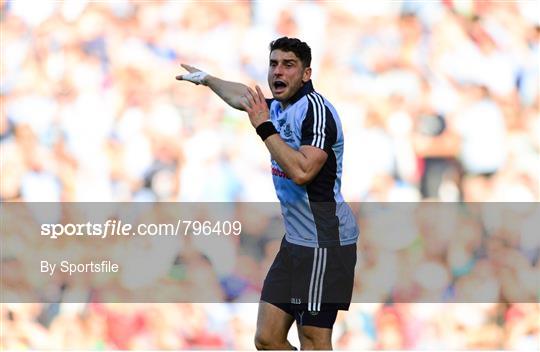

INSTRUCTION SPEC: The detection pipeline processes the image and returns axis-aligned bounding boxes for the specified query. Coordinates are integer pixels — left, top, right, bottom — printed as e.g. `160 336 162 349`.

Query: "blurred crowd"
2 0 539 203
1 0 539 350
2 302 539 350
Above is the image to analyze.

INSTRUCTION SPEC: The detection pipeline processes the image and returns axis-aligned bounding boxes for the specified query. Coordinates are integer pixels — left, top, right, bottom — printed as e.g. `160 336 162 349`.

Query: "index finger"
255 85 266 104
246 87 258 103
181 63 198 73
240 100 252 113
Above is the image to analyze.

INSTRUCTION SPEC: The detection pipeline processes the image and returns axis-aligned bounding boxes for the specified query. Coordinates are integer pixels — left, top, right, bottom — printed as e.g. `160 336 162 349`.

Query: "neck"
278 81 309 110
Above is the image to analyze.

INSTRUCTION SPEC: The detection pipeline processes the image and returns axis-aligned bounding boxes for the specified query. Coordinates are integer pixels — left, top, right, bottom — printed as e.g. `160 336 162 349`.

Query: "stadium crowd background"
1 0 539 350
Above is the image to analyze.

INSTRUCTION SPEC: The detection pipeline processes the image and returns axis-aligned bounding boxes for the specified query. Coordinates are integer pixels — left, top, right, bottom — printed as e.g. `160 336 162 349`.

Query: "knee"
300 331 332 350
300 339 331 350
299 340 314 350
254 332 274 350
255 332 293 350
300 340 330 350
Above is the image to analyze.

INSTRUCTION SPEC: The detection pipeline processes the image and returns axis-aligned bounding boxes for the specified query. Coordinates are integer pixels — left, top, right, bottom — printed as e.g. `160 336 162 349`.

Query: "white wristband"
181 71 208 85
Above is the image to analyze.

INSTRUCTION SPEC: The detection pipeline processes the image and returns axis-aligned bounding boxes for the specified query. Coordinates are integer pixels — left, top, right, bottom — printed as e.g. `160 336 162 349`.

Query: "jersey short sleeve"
300 93 337 152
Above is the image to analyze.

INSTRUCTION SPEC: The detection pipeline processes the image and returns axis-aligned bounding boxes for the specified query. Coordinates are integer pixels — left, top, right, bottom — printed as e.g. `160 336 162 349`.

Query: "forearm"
264 135 317 185
204 75 249 111
239 86 326 185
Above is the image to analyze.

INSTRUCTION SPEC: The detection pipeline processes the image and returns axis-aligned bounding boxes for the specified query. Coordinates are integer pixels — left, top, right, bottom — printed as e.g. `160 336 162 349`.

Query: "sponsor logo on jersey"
272 166 290 179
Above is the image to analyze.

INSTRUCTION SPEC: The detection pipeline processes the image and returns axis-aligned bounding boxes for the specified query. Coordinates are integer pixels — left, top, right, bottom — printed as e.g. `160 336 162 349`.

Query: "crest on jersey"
283 123 292 138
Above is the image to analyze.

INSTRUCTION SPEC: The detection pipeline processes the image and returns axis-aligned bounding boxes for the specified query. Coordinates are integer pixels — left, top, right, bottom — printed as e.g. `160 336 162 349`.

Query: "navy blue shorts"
271 302 339 329
261 237 357 327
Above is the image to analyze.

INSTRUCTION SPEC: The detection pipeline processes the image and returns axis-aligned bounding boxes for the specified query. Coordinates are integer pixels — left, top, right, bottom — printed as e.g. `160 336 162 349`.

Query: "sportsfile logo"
41 220 131 239
41 220 242 239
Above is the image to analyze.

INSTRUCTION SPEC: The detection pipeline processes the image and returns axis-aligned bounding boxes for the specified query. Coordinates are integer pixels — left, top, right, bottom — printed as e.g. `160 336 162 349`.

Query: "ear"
302 67 312 83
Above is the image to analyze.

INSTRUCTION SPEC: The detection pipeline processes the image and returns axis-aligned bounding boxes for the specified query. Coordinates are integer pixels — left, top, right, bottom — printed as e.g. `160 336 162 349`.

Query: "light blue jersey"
266 80 358 248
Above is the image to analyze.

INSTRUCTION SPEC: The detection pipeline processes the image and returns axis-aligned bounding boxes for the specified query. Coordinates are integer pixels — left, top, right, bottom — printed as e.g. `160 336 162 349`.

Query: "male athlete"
176 37 358 350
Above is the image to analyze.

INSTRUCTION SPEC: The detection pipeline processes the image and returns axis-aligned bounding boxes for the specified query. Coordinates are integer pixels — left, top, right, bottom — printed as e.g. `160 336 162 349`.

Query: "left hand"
240 85 269 128
175 64 208 85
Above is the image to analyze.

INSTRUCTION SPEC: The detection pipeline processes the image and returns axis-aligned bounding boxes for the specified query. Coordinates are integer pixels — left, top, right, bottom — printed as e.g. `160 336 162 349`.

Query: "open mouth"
273 80 287 93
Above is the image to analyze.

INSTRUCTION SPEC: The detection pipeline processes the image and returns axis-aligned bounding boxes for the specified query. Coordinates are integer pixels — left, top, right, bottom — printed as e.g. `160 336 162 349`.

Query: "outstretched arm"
176 64 249 111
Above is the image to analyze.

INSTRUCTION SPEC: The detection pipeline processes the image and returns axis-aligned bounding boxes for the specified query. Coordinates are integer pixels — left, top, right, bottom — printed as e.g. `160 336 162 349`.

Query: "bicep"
299 145 327 176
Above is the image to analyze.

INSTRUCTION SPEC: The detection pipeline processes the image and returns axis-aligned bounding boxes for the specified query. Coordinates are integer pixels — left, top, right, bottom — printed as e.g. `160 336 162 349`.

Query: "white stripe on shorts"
308 247 327 312
317 248 327 311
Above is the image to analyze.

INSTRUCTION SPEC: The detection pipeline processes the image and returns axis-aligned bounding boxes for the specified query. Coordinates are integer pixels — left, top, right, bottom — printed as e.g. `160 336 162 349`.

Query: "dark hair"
269 37 311 68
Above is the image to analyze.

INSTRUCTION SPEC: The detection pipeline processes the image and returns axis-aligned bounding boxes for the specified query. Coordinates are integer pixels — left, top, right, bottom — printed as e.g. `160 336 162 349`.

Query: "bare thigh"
297 324 333 350
256 301 295 340
255 301 296 350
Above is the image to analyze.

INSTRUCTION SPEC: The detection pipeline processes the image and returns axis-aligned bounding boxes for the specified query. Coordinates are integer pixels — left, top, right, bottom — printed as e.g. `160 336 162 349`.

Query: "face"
267 49 311 104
